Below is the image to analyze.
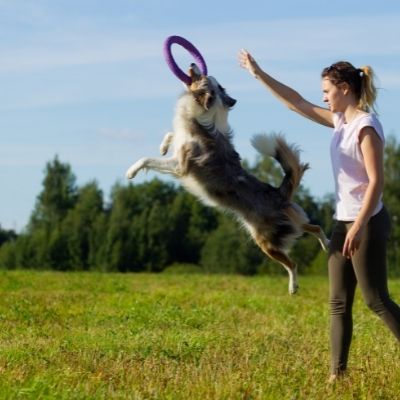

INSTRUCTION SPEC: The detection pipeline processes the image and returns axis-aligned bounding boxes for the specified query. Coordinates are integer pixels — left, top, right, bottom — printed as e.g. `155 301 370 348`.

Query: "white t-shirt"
330 112 384 221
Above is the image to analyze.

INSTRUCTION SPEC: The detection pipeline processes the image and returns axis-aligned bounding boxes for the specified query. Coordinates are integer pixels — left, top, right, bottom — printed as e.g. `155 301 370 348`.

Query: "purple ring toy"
163 35 208 85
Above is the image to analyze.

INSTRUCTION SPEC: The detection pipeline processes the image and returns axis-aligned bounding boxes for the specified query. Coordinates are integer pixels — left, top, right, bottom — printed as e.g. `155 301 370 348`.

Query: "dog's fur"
126 64 329 293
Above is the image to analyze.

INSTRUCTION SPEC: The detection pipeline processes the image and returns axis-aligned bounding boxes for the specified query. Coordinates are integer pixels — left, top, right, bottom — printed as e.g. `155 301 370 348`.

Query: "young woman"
238 49 400 381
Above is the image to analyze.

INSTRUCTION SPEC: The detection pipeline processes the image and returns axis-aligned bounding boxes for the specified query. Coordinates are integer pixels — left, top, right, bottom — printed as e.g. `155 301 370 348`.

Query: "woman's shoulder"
357 112 384 141
357 112 382 128
358 112 379 123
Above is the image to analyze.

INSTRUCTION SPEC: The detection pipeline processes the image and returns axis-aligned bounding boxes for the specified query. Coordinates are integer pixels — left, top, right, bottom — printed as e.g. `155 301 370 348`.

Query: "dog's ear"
222 94 237 108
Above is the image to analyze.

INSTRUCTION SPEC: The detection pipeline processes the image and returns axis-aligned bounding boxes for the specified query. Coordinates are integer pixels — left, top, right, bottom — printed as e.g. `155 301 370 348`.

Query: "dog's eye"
194 89 206 98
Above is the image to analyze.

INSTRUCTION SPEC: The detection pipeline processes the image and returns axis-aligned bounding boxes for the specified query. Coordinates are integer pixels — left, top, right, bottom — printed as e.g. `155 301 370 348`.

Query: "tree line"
1 134 400 276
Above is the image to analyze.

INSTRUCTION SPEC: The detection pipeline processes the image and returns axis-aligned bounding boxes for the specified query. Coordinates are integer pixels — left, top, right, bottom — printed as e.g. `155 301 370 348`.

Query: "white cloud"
2 14 399 73
0 36 161 73
0 12 398 111
198 15 400 59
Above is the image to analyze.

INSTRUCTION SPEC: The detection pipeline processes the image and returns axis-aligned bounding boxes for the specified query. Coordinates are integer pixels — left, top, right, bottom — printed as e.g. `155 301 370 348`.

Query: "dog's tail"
251 133 309 200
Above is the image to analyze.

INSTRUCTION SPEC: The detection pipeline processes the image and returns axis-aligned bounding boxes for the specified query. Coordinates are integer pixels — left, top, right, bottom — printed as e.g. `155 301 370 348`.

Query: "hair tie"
357 68 364 78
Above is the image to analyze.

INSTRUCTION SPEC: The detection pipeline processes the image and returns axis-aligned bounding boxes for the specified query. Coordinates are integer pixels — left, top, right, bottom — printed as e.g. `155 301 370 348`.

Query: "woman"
238 49 400 382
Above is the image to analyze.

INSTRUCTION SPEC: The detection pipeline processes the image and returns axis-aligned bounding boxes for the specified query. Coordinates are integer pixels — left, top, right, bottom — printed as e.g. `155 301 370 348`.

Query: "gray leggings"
328 206 400 374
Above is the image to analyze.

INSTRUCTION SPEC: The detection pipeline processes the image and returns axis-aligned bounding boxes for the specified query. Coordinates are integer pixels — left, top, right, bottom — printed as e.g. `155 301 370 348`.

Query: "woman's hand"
342 222 365 259
238 49 260 77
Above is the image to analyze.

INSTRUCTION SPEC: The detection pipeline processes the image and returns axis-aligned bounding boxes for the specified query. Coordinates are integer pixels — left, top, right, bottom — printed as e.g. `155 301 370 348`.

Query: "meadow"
0 271 399 399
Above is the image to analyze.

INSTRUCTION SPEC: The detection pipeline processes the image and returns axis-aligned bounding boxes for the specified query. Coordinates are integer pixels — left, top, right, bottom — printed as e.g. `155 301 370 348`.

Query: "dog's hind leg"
266 248 299 295
255 236 298 294
126 157 179 179
302 223 330 252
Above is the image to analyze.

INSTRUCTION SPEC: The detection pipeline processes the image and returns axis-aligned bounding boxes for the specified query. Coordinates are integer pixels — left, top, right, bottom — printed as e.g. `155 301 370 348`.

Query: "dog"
126 64 329 294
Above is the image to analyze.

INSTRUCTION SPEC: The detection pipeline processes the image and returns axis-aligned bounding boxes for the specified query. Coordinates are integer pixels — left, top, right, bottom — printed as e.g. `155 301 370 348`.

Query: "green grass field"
0 271 399 399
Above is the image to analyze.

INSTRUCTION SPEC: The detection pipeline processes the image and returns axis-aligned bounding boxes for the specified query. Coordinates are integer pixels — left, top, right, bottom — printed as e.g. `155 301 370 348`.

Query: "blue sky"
1 1 400 231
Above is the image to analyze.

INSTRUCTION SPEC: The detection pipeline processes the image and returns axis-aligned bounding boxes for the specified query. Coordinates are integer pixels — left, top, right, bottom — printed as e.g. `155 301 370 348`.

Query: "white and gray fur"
126 64 329 294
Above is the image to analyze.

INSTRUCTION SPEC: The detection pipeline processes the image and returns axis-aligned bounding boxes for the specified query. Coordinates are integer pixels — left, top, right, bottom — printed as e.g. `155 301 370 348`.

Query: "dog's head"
187 63 237 111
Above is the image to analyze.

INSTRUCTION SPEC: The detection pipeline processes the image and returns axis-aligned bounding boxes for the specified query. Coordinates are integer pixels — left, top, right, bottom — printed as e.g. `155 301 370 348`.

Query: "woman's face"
321 78 347 113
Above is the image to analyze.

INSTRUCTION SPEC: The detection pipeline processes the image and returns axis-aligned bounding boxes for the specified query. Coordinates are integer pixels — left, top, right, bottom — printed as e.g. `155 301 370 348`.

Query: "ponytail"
358 65 378 114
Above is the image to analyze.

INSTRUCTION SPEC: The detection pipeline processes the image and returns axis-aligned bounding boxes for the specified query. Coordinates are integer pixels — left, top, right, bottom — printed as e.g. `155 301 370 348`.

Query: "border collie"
126 64 329 293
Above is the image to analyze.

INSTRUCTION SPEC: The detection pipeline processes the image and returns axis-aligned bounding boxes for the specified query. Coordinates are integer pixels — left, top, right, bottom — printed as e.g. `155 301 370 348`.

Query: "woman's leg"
328 221 357 374
352 207 400 339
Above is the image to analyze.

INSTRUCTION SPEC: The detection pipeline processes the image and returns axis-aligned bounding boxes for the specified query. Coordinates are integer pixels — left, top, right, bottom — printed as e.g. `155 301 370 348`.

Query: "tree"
201 214 263 275
103 182 144 272
0 225 18 269
0 225 17 247
6 136 400 276
62 181 104 270
29 156 77 231
25 157 78 269
103 179 178 272
383 135 400 275
167 190 218 264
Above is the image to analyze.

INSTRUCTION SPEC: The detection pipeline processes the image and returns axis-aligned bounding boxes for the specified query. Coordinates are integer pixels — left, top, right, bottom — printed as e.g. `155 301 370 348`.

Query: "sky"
1 1 400 232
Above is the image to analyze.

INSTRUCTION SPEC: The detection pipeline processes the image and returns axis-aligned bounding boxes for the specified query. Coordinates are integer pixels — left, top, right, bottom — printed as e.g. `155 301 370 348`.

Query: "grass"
0 270 399 399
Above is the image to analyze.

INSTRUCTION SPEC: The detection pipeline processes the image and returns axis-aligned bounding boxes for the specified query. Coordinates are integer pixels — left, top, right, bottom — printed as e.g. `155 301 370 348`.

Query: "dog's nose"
228 97 237 107
190 63 202 76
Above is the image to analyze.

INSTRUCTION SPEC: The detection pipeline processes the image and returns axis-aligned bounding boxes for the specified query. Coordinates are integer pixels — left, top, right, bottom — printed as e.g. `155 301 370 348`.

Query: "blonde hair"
358 65 378 113
322 62 378 114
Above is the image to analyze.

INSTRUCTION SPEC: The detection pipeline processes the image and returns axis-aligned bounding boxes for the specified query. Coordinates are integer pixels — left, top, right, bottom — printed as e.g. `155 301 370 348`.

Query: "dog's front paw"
125 166 138 179
160 132 173 156
125 160 143 179
160 143 169 156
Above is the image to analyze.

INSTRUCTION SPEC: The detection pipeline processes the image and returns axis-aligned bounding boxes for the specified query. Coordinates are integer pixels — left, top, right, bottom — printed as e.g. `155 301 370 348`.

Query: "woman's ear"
340 82 350 95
